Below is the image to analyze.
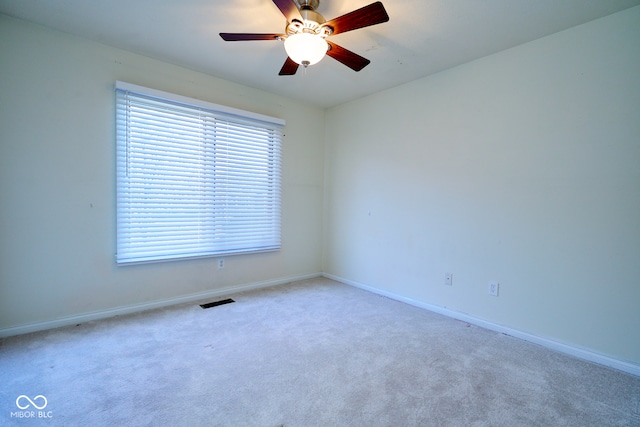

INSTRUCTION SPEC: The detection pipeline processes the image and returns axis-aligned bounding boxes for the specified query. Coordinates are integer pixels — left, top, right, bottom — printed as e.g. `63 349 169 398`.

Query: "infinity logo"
16 395 48 410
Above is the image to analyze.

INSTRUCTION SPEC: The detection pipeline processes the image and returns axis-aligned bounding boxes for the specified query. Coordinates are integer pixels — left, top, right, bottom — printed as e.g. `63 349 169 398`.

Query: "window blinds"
115 82 283 265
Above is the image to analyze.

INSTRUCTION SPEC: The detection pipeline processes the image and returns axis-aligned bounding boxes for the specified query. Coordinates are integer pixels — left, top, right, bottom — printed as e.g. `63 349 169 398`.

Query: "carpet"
1 277 639 426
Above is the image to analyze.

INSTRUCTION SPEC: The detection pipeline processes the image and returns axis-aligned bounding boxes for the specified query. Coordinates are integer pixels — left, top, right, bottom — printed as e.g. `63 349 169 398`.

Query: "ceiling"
1 0 639 108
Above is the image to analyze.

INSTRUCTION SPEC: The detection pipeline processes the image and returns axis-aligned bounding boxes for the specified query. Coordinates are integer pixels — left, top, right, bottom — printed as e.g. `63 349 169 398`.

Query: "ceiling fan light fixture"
284 33 328 67
220 0 389 75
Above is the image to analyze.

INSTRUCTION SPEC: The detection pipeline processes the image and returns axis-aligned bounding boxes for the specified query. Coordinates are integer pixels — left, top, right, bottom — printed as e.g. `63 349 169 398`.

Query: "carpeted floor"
1 277 639 426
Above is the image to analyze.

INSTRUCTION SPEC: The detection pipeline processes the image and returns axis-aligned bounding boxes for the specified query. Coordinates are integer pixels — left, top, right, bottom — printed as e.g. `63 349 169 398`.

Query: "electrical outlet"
217 258 225 269
488 281 499 296
445 273 453 286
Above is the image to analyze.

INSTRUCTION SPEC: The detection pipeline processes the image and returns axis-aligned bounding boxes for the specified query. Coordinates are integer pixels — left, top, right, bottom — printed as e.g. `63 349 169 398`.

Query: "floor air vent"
200 298 235 309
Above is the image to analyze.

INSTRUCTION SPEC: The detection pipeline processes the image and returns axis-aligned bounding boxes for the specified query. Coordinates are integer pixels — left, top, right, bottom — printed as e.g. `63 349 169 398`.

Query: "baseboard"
5 271 638 377
323 273 640 378
0 272 321 338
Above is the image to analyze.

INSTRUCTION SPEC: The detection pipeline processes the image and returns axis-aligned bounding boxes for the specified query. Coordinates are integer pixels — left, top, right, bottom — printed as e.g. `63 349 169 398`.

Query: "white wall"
324 6 640 366
2 6 639 369
0 15 324 332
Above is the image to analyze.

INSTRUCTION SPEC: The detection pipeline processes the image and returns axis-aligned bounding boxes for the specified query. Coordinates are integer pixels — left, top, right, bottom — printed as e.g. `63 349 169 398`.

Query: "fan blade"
326 41 370 72
220 33 284 41
322 1 389 36
279 57 300 75
272 0 303 23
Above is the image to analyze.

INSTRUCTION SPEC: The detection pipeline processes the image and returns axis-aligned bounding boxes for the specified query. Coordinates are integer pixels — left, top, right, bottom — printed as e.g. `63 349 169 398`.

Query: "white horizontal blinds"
116 85 283 264
213 119 282 252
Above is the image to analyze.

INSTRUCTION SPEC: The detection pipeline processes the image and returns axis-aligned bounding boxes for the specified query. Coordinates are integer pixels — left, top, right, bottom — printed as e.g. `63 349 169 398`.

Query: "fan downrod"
296 0 320 11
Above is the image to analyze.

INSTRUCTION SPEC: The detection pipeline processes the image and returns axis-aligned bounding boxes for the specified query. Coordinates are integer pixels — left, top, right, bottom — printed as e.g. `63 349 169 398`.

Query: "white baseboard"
4 271 638 377
323 273 640 378
0 272 321 339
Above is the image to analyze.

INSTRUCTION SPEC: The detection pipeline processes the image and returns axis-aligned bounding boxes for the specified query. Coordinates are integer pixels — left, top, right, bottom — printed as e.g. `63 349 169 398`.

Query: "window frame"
115 81 284 265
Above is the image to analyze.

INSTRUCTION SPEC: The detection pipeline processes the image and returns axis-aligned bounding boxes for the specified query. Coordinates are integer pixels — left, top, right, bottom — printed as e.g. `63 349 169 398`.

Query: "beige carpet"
1 277 639 426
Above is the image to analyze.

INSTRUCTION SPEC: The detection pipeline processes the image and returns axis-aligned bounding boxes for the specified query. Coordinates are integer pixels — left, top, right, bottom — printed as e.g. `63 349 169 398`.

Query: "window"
115 81 284 265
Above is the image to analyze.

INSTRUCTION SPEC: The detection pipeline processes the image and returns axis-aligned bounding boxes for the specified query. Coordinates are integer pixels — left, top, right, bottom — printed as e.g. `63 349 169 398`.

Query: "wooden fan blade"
326 41 370 72
220 33 284 41
322 1 389 36
272 0 303 23
279 57 300 75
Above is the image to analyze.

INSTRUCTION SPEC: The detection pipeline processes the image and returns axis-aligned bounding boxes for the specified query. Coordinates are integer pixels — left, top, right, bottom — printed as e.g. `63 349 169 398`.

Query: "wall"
0 15 324 333
2 6 639 370
324 7 640 366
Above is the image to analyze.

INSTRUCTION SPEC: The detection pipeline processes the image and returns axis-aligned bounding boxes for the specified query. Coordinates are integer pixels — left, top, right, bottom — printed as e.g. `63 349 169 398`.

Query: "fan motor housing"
287 9 330 36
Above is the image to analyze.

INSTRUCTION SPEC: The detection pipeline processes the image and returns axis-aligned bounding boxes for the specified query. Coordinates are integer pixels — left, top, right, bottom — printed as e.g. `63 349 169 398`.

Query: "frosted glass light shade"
284 33 328 66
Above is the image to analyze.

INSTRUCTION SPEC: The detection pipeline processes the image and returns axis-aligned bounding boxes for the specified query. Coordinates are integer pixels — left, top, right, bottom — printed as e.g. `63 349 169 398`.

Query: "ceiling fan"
220 0 389 75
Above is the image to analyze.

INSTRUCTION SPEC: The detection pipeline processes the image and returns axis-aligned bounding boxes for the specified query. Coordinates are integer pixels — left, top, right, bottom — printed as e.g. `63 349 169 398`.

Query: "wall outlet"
217 258 225 269
488 281 499 296
445 273 453 286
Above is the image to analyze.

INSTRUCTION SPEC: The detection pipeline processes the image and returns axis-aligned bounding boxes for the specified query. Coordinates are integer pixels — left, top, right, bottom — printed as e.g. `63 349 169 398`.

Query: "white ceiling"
1 0 639 108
